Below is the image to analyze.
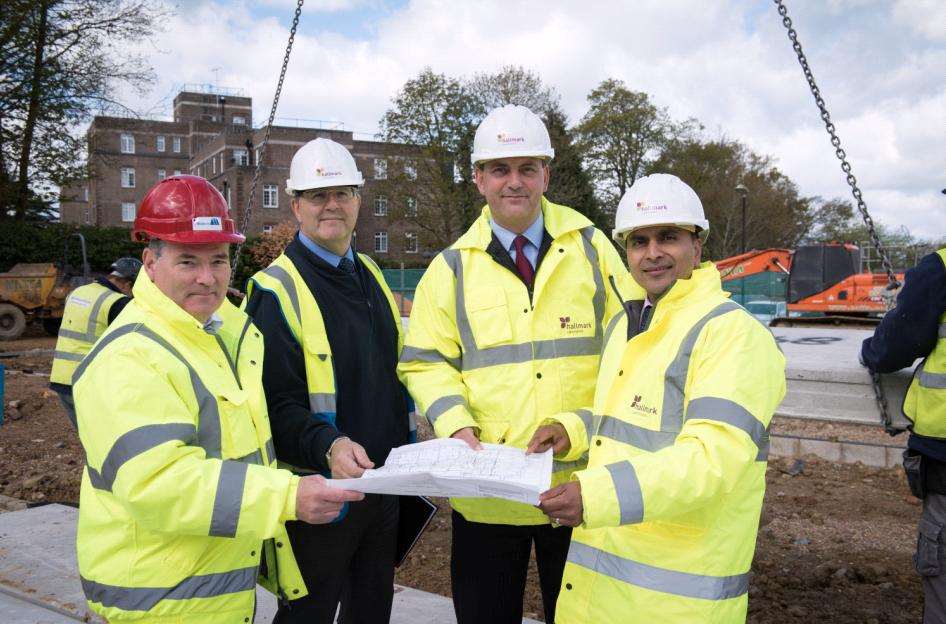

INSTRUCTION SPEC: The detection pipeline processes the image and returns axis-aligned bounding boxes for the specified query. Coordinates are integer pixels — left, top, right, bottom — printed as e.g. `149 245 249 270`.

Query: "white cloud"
117 0 945 239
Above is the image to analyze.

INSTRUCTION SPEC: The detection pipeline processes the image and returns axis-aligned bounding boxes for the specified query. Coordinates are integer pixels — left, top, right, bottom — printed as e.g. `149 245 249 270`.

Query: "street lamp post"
735 184 749 305
735 184 748 255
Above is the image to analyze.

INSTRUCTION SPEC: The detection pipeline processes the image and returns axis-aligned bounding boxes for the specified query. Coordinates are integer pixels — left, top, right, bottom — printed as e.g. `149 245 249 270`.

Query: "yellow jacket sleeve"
577 313 785 529
397 255 476 438
76 342 300 540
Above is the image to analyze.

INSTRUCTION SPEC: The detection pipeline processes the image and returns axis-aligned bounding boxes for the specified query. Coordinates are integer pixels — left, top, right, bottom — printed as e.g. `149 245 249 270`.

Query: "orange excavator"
716 243 903 324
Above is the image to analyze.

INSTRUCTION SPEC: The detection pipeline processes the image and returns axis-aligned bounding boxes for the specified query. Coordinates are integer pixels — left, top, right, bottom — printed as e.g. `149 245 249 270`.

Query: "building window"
405 232 418 254
404 159 417 180
82 186 89 201
157 169 166 180
173 169 182 176
233 115 246 126
374 231 388 253
263 184 278 208
234 148 249 166
156 135 165 152
121 167 135 188
172 137 182 153
373 158 387 180
120 133 135 154
405 196 417 217
262 224 274 234
220 153 225 171
121 202 136 222
255 146 262 166
374 195 388 216
212 157 217 175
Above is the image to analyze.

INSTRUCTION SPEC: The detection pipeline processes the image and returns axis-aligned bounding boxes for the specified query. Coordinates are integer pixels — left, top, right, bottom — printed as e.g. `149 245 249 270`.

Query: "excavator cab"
787 244 859 303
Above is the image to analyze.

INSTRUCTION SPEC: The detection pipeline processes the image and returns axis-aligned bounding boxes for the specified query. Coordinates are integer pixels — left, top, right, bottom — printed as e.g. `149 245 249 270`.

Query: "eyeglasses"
298 187 357 207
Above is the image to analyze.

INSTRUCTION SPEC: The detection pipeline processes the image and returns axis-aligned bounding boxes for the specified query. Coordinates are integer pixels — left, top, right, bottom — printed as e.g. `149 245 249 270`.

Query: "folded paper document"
325 438 553 505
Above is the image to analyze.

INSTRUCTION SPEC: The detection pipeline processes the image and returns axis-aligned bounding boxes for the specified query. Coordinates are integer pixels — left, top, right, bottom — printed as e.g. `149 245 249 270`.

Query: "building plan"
325 438 553 505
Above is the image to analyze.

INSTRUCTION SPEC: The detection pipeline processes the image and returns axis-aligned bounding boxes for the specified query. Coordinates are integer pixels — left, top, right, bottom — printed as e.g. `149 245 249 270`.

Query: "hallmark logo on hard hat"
497 132 525 144
315 167 343 178
192 216 223 231
636 201 668 213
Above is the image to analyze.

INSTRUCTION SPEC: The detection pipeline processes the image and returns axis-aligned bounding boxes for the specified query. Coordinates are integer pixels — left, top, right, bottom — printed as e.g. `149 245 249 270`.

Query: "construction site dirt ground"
0 333 924 623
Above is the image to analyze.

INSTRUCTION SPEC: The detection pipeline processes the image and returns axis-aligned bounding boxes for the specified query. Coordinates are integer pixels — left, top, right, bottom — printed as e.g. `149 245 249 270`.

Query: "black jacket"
862 251 946 461
245 236 409 472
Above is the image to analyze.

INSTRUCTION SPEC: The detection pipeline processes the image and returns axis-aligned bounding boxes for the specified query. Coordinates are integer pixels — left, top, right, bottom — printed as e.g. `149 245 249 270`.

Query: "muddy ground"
0 333 923 622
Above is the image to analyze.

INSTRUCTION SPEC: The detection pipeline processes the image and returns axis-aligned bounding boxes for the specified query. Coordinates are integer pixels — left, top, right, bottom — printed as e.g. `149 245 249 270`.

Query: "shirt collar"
202 312 223 335
489 211 544 253
298 231 354 268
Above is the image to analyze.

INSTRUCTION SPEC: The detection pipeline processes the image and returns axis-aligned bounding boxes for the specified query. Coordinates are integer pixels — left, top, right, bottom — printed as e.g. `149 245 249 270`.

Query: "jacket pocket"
218 389 262 462
467 300 513 349
916 516 943 577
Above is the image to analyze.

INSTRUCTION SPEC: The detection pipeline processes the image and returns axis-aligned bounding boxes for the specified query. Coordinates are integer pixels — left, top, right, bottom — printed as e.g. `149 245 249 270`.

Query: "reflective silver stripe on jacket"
53 350 84 362
918 361 946 389
575 408 595 441
596 415 676 451
209 461 248 538
553 457 588 473
400 345 462 371
567 541 748 601
686 396 770 461
57 289 118 343
86 422 198 492
81 566 258 612
440 227 606 372
660 301 742 434
258 265 301 330
310 392 337 414
939 322 946 339
425 394 467 426
606 460 644 524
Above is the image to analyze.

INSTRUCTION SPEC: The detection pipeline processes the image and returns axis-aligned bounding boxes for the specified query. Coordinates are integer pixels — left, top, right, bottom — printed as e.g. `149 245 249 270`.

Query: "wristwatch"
326 436 349 467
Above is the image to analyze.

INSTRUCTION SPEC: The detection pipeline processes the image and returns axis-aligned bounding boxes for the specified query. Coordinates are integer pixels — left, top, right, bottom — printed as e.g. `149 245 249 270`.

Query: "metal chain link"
231 0 304 279
773 0 900 290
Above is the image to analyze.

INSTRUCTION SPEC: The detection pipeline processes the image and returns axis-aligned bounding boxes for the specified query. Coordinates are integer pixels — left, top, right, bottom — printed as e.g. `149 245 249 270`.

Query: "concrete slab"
0 505 539 624
772 327 915 429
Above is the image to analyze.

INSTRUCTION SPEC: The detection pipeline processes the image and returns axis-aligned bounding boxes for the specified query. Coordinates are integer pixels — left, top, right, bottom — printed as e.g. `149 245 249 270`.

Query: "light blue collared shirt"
298 231 354 268
489 212 544 270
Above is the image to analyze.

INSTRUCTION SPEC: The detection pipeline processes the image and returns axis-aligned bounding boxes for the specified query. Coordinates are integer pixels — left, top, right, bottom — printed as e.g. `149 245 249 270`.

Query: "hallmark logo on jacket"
630 394 658 415
559 316 592 335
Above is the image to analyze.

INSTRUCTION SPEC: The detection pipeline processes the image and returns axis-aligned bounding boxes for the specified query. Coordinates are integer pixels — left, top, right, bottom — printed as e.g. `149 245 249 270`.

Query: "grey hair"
147 238 165 257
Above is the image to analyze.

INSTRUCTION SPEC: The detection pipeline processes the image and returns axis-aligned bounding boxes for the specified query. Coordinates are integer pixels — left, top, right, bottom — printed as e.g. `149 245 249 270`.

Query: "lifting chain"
774 0 904 435
773 0 900 291
231 0 304 280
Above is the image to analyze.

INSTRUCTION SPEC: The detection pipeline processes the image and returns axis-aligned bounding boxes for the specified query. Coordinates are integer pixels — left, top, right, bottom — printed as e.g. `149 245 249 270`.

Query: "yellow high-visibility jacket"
245 251 406 474
398 198 636 525
905 248 946 438
73 272 305 624
554 263 786 624
50 281 125 386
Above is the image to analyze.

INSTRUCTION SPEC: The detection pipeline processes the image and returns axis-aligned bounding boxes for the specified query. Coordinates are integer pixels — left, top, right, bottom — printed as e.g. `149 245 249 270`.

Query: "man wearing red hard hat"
71 175 363 624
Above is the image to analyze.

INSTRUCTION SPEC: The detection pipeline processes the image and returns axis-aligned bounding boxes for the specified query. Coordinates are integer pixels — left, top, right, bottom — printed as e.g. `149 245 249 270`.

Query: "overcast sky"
118 0 945 240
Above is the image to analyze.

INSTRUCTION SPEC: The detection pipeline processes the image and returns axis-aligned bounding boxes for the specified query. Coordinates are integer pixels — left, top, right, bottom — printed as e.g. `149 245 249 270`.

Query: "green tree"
379 68 481 251
544 108 604 229
576 79 694 212
468 65 559 116
648 137 814 261
1 0 163 220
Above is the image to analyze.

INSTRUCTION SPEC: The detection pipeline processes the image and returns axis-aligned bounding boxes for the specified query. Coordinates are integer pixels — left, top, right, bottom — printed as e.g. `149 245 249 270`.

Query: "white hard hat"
471 105 554 166
613 173 709 243
285 138 364 195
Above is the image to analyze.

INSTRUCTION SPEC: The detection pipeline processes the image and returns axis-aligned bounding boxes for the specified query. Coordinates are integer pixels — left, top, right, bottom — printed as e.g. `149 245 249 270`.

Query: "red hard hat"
132 175 245 244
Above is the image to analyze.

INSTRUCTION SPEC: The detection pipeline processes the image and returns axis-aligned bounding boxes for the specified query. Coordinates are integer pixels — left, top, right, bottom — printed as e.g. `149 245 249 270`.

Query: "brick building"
60 86 429 263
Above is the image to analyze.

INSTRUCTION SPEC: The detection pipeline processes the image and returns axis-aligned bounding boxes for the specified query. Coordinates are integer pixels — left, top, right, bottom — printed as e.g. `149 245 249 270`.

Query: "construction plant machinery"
0 233 91 340
716 243 904 326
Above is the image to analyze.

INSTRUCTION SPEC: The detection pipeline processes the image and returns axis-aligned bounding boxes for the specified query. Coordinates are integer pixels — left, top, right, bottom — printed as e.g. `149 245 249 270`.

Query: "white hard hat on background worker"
612 173 710 242
470 104 555 165
285 137 364 194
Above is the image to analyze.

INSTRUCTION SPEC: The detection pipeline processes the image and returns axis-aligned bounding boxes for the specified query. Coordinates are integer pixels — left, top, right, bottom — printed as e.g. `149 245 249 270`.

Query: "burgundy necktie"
513 235 534 288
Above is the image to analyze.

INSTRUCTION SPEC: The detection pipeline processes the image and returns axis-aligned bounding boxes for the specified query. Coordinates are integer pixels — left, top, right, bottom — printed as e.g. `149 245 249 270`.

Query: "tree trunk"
14 1 48 220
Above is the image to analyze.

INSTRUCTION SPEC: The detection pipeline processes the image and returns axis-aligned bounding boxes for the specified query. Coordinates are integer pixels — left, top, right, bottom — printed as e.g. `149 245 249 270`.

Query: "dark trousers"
274 494 399 624
918 491 946 623
451 510 572 624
